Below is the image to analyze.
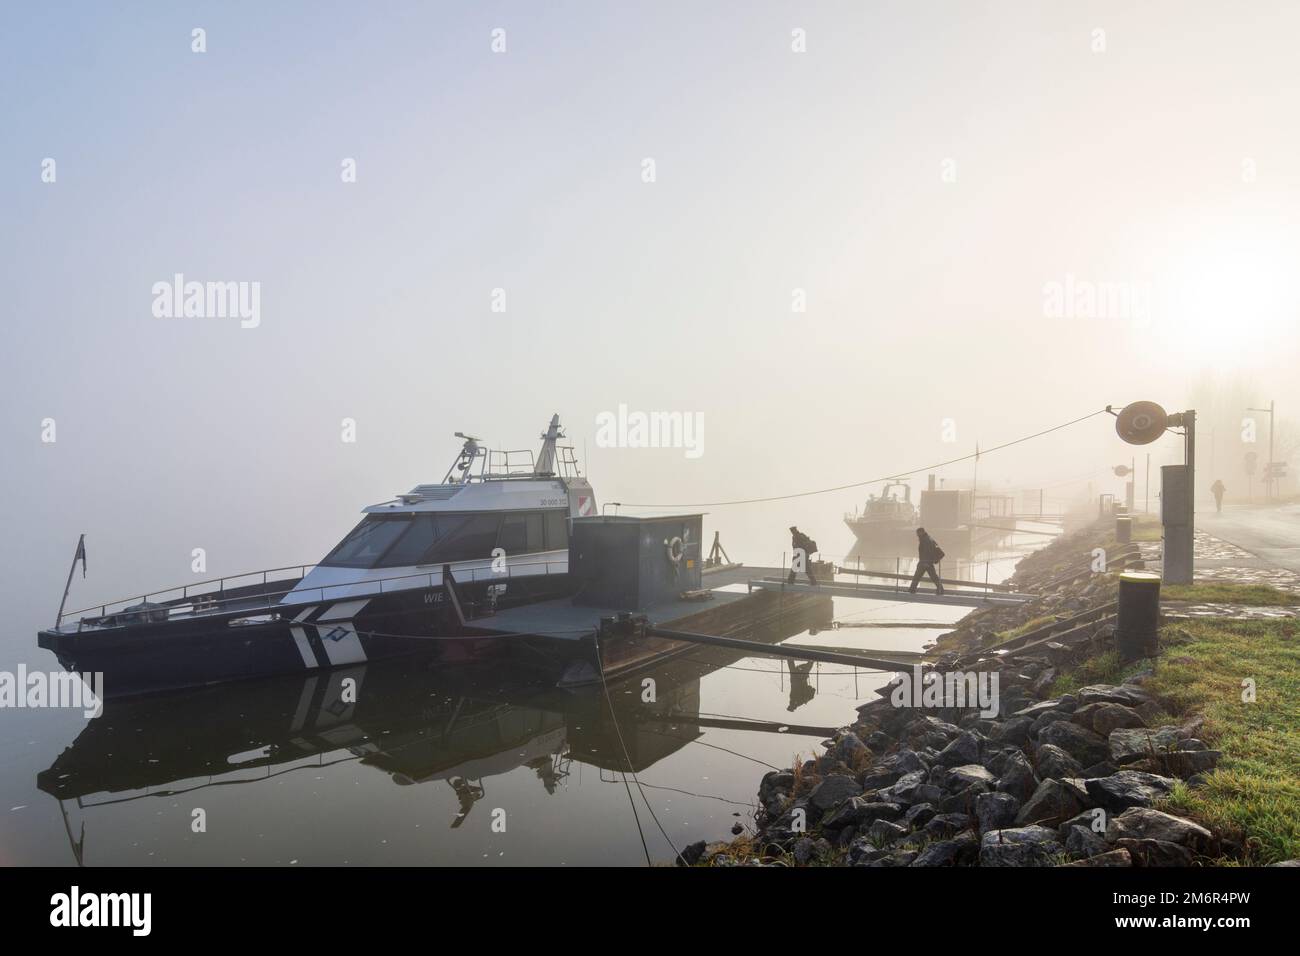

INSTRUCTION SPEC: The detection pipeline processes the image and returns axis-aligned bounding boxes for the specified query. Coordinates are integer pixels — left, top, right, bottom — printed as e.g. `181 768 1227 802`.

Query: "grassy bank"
1161 582 1300 605
1149 617 1300 864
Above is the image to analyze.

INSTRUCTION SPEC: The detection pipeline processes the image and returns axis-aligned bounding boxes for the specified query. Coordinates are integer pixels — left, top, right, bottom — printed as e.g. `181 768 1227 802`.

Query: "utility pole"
1247 401 1275 499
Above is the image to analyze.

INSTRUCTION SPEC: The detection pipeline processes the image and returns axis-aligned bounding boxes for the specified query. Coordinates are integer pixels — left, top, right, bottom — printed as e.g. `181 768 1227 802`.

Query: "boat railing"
281 558 569 608
62 564 319 624
63 558 570 630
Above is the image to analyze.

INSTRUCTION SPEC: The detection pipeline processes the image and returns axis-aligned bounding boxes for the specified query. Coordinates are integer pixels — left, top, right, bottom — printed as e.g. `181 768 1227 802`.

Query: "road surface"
1198 502 1300 572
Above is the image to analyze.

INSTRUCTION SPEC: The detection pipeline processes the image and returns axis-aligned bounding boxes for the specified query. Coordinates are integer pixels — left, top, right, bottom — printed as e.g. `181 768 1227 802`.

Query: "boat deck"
469 564 766 641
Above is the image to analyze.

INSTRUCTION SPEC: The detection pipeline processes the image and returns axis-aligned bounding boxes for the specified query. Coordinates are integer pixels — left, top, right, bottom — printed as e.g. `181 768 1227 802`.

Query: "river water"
0 548 1035 866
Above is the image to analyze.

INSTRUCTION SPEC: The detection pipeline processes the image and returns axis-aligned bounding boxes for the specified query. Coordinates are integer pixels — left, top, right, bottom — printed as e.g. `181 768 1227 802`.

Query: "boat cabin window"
320 509 569 568
321 516 411 567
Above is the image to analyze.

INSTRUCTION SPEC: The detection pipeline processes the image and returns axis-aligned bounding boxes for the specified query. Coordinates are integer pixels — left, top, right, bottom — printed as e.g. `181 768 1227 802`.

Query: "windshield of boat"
319 510 569 569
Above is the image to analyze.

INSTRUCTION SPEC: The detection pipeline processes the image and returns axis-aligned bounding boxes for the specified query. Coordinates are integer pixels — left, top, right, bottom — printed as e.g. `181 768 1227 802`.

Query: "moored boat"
38 415 597 697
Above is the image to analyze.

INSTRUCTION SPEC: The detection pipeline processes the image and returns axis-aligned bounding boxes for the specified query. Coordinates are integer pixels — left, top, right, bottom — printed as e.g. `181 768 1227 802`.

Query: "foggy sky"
5 1 1300 625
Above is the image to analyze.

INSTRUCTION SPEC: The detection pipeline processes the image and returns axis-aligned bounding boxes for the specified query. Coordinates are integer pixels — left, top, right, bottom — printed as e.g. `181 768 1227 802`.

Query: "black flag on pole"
56 534 87 627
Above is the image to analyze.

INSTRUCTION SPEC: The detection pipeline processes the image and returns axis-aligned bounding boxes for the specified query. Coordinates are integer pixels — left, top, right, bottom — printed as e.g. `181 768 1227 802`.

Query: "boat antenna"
536 414 563 477
445 432 483 484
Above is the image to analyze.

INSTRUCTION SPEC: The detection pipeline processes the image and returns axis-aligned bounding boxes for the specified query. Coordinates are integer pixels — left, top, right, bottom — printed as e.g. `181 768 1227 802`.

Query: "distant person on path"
909 527 945 596
1211 479 1226 513
787 525 819 586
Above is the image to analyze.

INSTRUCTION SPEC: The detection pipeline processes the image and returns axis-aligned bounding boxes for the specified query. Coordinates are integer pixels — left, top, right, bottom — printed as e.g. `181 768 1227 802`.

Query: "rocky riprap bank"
686 520 1244 868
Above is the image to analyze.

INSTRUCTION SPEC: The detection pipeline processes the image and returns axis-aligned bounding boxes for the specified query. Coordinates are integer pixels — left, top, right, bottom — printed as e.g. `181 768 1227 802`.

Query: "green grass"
1131 521 1163 542
1147 619 1300 864
1161 582 1300 606
995 614 1058 642
1049 650 1131 696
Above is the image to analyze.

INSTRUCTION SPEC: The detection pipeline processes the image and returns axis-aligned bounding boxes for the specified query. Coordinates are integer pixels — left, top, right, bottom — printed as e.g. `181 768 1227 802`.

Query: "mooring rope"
594 639 683 866
618 408 1110 508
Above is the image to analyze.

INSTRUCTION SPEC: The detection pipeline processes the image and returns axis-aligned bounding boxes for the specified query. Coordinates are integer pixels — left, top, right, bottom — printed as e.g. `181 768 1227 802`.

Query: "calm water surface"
0 551 1030 866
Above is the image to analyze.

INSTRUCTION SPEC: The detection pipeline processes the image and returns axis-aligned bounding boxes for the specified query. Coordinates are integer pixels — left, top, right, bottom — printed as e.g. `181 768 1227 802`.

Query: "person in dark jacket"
909 527 945 595
787 525 819 586
1211 479 1226 513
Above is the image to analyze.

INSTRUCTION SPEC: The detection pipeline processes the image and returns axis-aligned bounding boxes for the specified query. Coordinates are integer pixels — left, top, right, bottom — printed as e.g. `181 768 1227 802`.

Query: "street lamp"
1109 402 1195 585
1246 401 1275 500
1113 460 1135 512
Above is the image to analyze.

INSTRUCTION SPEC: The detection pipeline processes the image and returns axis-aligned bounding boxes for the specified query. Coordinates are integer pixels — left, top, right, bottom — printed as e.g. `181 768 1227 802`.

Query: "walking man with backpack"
787 525 820 586
909 527 945 595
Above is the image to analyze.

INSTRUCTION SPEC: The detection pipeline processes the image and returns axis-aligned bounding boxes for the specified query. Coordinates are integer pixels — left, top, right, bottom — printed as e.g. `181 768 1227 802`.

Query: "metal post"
1269 399 1276 499
1161 410 1196 585
1187 410 1196 530
1247 401 1275 499
1145 453 1150 513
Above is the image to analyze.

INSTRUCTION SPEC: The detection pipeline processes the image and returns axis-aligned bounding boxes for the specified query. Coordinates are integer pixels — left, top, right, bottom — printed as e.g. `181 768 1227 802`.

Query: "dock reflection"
38 604 832 862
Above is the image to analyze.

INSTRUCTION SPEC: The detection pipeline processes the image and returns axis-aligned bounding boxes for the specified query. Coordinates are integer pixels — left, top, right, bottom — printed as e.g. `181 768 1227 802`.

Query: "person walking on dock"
909 527 945 596
787 525 819 586
1211 479 1226 513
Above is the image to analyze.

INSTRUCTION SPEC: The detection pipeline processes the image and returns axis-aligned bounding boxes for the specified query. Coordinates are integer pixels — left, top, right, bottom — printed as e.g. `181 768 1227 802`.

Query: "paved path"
1137 506 1300 593
1198 503 1300 573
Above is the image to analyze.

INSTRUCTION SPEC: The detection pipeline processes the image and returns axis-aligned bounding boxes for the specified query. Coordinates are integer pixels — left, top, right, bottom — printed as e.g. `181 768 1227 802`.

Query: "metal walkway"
749 577 1034 607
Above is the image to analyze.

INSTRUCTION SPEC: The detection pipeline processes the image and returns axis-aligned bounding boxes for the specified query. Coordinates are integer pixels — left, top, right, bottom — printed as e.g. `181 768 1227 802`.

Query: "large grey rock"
904 716 962 750
1092 703 1148 736
1030 711 1073 737
937 731 983 767
822 797 903 829
792 836 832 864
948 764 997 788
1109 726 1182 764
1163 749 1222 775
1015 778 1089 827
847 838 889 866
1013 697 1075 719
1064 824 1109 858
924 812 974 839
1084 771 1177 812
940 782 990 815
1058 808 1108 838
995 751 1040 803
880 749 928 775
865 731 893 752
975 791 1020 834
983 746 1027 776
1105 808 1213 852
989 716 1034 748
904 802 937 827
911 830 978 866
979 826 1064 867
913 784 946 805
1077 684 1152 707
1038 720 1110 767
866 818 910 846
881 769 925 798
859 767 901 790
1072 701 1146 736
677 840 707 865
1113 838 1194 867
808 774 863 813
1034 743 1084 780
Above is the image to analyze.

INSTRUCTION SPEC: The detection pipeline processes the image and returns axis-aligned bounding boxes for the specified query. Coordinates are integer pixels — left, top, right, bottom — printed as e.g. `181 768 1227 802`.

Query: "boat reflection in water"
38 603 833 864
